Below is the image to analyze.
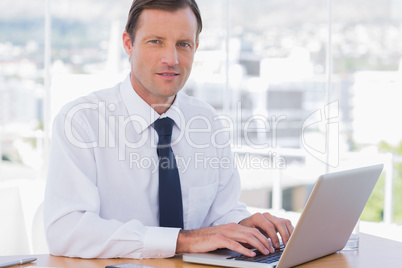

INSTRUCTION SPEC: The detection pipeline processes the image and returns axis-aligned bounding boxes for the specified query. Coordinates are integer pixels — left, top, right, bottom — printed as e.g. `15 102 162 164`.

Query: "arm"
175 204 293 257
175 213 293 257
174 117 293 256
176 193 292 256
44 109 179 259
176 223 272 256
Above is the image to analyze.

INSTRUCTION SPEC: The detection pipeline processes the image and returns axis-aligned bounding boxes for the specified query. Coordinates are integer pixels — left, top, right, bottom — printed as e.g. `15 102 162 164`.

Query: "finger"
263 213 292 246
249 213 281 248
220 236 257 257
250 228 275 253
235 229 273 254
222 224 273 254
272 217 293 246
287 218 295 233
263 220 282 248
283 217 294 236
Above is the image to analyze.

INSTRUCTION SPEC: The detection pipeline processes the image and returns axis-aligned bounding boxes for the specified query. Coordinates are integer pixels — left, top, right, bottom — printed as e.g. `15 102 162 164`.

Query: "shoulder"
176 92 232 137
57 82 122 120
177 92 218 119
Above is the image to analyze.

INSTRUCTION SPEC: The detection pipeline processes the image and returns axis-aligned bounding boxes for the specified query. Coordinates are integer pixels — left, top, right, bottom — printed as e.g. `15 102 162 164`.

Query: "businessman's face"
123 7 199 109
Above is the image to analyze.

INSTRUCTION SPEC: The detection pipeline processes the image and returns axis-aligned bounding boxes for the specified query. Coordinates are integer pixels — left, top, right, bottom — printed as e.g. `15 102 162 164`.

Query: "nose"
161 45 179 66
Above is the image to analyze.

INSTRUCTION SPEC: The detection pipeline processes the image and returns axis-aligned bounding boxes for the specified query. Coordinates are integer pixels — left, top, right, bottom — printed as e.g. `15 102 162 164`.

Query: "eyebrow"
143 35 196 46
146 35 166 40
178 38 196 45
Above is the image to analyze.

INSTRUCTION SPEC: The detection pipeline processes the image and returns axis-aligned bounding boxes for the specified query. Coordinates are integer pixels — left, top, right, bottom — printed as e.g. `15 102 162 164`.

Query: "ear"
122 31 133 56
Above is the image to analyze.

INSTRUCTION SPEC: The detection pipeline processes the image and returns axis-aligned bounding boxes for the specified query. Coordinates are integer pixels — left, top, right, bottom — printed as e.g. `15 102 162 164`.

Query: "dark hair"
125 0 203 43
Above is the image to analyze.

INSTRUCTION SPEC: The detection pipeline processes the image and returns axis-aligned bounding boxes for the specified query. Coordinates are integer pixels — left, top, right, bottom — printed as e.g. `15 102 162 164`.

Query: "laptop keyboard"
227 245 285 264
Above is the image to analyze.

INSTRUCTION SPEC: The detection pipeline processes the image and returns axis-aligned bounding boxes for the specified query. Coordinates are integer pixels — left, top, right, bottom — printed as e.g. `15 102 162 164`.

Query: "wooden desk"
1 233 402 268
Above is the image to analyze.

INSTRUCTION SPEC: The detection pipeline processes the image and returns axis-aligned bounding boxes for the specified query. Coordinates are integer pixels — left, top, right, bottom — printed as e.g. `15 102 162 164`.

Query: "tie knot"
153 117 174 141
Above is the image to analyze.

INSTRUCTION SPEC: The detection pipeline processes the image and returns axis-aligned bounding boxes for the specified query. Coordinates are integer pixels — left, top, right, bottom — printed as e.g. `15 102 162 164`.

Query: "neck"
152 95 176 115
129 74 177 115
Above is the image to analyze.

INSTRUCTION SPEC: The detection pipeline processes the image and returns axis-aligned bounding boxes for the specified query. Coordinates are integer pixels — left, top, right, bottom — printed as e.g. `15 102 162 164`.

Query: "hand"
176 223 277 257
239 212 294 248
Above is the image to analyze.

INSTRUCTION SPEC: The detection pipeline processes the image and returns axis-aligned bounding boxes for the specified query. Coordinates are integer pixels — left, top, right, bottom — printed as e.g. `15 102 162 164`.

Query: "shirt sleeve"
200 118 252 227
207 146 252 226
44 108 180 259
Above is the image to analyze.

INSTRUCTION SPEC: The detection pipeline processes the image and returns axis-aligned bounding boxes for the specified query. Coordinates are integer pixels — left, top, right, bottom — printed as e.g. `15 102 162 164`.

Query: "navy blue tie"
153 117 184 229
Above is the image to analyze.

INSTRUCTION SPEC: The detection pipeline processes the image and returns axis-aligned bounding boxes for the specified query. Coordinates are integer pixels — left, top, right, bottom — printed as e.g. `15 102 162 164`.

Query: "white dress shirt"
44 74 250 259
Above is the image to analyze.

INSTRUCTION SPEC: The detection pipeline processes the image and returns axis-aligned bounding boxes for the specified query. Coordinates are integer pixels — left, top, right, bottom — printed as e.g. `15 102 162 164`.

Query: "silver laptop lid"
183 164 383 268
277 164 383 268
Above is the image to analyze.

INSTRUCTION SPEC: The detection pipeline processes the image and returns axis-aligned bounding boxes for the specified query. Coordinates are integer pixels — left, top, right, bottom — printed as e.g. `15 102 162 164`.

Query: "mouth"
156 72 179 77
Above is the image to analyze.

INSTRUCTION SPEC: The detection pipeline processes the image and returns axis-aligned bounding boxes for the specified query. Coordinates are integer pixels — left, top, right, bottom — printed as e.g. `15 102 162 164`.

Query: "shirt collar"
120 73 184 134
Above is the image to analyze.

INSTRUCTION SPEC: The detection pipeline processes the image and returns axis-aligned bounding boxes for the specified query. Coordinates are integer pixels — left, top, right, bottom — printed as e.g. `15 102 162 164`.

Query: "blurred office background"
1 0 402 255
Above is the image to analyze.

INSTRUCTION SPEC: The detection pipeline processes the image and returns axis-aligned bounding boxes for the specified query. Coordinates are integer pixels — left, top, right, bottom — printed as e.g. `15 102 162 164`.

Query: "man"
44 0 293 259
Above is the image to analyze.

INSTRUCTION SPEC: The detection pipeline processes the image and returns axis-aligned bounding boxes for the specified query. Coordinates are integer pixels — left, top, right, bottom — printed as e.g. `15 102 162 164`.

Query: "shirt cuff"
142 226 181 258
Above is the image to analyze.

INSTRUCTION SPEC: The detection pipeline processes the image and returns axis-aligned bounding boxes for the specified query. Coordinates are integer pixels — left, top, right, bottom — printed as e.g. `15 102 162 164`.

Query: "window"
1 1 401 243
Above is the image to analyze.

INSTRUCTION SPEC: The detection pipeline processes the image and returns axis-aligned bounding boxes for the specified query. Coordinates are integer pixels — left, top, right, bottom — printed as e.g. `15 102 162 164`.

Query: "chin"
158 87 182 97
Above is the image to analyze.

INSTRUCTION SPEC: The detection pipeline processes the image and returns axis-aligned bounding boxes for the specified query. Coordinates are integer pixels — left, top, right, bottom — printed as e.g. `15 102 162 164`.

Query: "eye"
178 42 190 48
150 40 160 44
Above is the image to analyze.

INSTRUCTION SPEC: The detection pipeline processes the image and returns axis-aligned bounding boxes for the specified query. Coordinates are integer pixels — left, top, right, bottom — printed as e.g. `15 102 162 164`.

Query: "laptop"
183 164 384 268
